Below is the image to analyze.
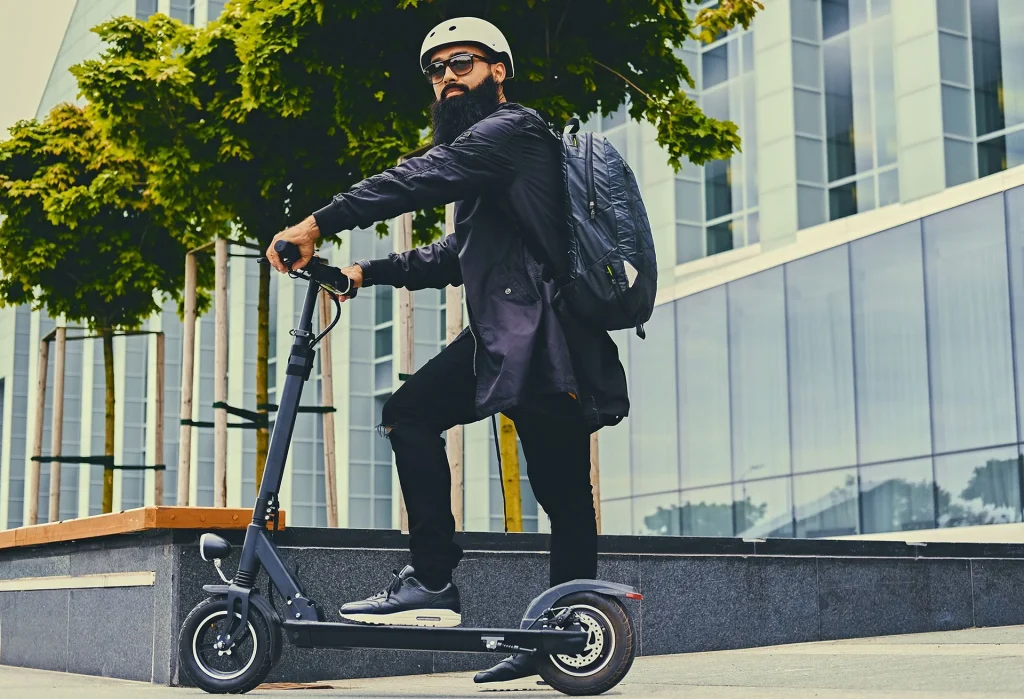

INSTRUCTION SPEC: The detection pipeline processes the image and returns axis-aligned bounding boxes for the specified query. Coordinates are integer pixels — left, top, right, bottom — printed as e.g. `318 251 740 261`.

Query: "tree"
0 103 207 513
72 0 762 496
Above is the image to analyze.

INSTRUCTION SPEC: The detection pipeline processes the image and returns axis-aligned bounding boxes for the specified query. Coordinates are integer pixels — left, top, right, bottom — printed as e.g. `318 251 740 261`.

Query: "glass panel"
742 31 754 73
136 0 159 20
374 360 392 390
705 158 733 220
633 491 681 536
792 0 821 41
824 35 855 181
629 305 679 495
680 486 734 536
942 85 973 137
350 463 371 495
744 74 758 208
828 181 857 220
676 224 704 264
850 27 875 174
972 0 1005 136
873 17 897 167
375 286 393 325
675 178 702 221
849 0 868 27
822 0 851 39
796 136 825 182
747 212 760 245
798 185 827 229
923 195 1016 452
703 42 731 90
939 32 970 85
998 0 1024 129
945 138 977 187
374 326 393 358
793 42 822 89
706 219 735 256
871 0 890 16
728 268 791 480
677 288 732 488
795 89 823 137
1004 186 1024 442
733 477 794 538
937 0 967 32
978 135 1007 177
786 247 858 473
936 447 1021 526
702 84 729 122
860 459 936 533
794 469 859 537
879 168 899 207
349 498 371 527
600 499 632 535
850 222 932 463
374 464 392 495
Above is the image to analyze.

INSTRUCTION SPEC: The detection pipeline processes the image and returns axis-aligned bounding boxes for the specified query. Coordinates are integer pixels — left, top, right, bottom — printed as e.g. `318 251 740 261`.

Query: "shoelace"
369 569 405 600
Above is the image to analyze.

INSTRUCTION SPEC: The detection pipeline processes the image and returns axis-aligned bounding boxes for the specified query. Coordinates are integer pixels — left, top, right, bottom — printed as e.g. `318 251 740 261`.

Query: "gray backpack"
553 118 658 339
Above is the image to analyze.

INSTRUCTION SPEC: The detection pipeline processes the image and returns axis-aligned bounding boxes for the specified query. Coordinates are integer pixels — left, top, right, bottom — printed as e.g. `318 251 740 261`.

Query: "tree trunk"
255 256 270 492
214 238 229 506
102 328 115 514
498 415 523 532
48 326 67 522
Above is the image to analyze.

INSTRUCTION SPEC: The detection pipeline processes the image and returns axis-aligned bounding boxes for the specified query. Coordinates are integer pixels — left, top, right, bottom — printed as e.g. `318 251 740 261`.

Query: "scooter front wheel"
178 595 279 694
535 591 636 696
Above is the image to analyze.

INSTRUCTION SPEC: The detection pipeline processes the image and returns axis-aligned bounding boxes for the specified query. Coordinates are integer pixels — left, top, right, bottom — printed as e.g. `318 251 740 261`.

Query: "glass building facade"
603 186 1024 537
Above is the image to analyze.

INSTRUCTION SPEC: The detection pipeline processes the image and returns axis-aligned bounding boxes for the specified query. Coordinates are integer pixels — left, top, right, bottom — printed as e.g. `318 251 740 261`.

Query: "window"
728 268 791 480
136 0 158 20
860 459 935 533
922 196 1016 453
786 247 857 473
676 288 732 488
850 222 932 463
169 0 195 24
628 305 679 495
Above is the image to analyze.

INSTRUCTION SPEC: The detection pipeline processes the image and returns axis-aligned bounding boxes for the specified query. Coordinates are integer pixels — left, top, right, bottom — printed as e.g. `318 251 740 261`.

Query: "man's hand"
266 216 320 273
334 264 363 303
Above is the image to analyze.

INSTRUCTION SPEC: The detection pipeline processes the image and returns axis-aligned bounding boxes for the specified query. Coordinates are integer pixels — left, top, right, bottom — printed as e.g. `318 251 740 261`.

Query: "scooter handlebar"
266 240 358 299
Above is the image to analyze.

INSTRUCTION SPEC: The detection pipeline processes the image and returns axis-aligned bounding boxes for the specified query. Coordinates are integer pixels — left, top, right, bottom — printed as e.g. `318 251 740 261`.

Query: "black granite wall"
4 528 1024 685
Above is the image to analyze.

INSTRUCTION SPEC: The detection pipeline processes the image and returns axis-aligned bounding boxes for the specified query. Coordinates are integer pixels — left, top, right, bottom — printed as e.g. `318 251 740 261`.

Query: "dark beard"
429 75 501 147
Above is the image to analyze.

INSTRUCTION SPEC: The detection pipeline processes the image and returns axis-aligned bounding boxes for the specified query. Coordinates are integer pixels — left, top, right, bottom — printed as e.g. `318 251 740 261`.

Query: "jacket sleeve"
311 110 525 236
360 233 462 291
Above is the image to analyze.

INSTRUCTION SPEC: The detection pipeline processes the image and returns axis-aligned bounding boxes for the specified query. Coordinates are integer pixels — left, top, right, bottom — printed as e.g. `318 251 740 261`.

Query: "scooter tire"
178 595 279 694
535 591 636 696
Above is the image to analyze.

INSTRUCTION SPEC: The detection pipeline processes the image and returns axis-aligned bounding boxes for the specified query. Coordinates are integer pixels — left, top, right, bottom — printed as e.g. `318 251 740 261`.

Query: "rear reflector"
625 592 643 600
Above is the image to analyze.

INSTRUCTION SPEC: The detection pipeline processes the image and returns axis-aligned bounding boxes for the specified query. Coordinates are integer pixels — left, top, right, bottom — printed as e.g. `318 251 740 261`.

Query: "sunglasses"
423 53 494 84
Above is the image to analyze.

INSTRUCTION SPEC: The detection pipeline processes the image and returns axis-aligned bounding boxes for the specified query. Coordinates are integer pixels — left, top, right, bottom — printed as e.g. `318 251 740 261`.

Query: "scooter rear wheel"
178 595 279 694
535 591 636 696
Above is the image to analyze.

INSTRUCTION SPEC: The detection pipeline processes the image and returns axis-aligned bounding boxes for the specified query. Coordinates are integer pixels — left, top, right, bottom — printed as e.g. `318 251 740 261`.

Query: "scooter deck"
281 619 588 654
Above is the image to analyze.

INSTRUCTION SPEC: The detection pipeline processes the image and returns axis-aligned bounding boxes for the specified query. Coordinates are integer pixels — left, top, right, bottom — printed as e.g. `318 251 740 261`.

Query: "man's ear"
491 60 507 84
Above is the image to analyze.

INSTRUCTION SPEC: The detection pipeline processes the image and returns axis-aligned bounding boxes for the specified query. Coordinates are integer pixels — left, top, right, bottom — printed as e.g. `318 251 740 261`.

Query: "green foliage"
74 0 762 248
0 103 209 329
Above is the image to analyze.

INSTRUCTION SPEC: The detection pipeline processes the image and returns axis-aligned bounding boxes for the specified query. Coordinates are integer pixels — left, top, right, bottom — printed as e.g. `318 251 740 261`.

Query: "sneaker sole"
338 608 462 627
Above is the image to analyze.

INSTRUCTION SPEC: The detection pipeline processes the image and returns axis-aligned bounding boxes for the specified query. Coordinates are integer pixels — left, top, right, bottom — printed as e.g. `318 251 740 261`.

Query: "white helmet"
420 17 514 79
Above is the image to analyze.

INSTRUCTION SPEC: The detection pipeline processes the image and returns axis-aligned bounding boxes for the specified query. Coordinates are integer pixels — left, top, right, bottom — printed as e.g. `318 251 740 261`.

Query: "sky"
0 0 77 135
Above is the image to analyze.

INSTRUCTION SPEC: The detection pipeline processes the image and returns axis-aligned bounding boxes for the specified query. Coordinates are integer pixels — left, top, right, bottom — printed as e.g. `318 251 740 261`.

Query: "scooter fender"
202 584 284 663
519 579 641 630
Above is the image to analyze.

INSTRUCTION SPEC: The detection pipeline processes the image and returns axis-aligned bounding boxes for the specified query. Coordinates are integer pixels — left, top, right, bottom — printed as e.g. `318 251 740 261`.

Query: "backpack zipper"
586 134 596 218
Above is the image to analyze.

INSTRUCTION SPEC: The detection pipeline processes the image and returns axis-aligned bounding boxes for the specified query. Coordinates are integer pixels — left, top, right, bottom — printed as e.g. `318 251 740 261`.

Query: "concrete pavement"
3 625 1024 697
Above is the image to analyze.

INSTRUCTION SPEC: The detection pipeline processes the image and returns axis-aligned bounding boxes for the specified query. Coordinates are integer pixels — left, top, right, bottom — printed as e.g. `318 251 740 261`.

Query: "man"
266 16 628 684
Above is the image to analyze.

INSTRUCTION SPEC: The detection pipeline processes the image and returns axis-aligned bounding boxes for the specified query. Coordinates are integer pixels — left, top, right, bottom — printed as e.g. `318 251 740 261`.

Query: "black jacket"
312 102 629 431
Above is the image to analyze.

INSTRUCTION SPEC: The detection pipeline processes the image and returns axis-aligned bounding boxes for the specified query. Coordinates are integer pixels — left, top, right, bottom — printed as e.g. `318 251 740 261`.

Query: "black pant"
380 331 598 589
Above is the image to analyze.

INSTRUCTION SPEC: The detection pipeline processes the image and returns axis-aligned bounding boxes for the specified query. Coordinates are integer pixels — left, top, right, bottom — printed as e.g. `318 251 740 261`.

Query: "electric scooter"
178 241 641 695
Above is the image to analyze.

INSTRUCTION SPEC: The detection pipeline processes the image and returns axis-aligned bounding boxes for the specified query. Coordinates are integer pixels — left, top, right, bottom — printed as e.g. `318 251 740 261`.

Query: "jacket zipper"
586 134 596 218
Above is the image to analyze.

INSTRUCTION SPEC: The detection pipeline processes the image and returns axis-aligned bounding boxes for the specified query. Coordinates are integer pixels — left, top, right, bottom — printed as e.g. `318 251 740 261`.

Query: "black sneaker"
338 565 461 627
473 653 539 684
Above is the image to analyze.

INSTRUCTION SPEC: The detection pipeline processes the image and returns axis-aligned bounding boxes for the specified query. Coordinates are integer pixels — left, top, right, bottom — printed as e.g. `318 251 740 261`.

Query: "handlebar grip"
274 240 301 269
